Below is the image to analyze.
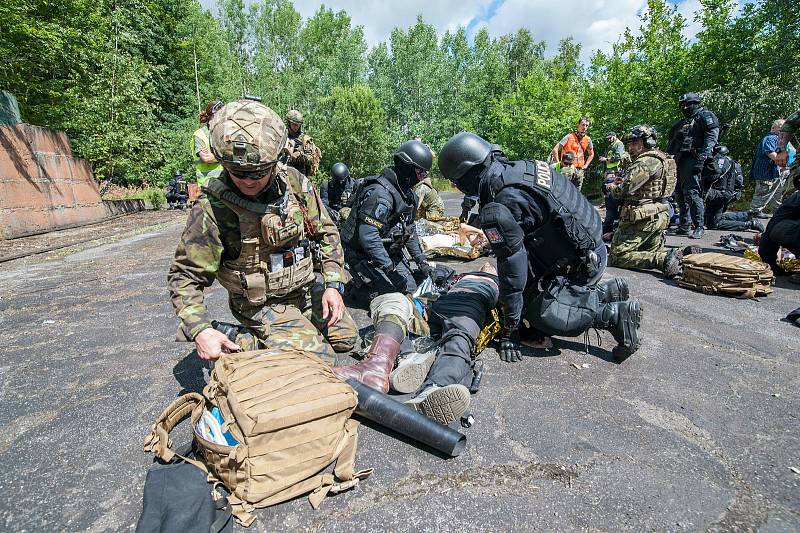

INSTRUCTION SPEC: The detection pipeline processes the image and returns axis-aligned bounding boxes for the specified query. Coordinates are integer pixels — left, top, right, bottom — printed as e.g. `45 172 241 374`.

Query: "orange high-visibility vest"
561 132 592 169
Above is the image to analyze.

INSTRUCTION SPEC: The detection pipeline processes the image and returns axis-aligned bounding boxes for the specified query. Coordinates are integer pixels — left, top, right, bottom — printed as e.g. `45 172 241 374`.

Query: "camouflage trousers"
230 283 358 365
609 212 669 271
570 168 585 191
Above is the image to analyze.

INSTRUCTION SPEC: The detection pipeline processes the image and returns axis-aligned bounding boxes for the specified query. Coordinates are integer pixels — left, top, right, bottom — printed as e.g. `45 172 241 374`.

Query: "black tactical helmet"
562 151 575 164
678 92 701 106
174 169 183 178
331 162 350 180
713 144 729 156
393 140 433 170
622 124 658 148
439 132 496 182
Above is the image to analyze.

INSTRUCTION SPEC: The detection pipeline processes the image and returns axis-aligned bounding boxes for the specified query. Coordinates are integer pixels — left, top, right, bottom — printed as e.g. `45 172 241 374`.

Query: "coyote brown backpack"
678 252 774 298
144 348 372 527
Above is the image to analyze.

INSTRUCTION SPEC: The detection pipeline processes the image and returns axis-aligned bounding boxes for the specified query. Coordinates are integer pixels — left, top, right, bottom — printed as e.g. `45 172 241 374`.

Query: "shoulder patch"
375 203 389 220
485 227 505 244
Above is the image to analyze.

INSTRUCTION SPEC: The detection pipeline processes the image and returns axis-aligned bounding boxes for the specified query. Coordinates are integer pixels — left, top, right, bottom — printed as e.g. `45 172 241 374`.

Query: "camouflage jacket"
285 132 321 176
167 168 344 340
412 178 445 220
612 149 674 202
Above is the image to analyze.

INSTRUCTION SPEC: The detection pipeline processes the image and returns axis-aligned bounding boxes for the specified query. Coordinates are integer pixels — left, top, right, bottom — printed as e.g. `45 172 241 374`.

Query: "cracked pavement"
0 193 798 532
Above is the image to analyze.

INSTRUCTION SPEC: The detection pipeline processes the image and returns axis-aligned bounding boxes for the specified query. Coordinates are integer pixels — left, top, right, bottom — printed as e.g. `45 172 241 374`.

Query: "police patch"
364 216 384 229
485 227 504 244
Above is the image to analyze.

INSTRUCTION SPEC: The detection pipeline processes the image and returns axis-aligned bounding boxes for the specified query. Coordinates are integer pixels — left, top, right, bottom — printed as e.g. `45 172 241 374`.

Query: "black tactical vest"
483 159 602 277
340 172 415 252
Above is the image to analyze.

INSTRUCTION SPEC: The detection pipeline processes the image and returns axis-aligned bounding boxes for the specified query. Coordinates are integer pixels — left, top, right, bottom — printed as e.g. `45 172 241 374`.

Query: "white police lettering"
535 160 551 189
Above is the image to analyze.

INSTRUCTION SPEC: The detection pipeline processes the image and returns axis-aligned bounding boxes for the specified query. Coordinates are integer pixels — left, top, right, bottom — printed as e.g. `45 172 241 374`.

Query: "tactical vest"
340 174 415 254
629 149 677 202
192 126 223 186
329 178 355 210
485 160 602 277
204 174 315 305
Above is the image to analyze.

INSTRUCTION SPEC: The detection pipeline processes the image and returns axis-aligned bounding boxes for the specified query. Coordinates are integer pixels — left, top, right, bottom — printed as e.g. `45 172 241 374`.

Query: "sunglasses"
230 163 276 181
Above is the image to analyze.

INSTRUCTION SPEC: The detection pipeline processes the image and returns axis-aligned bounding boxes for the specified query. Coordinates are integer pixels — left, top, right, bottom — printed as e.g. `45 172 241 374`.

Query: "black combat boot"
595 300 642 363
681 245 702 256
595 277 629 303
662 249 683 279
690 227 705 239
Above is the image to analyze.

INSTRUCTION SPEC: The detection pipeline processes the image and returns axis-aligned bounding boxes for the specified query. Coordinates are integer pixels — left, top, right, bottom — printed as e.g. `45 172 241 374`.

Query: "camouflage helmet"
622 124 658 148
286 109 304 125
209 99 287 173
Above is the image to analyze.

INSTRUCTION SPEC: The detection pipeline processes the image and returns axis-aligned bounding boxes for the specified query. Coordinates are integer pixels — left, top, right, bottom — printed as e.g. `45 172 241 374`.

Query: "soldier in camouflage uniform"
608 125 684 278
168 99 357 364
283 109 322 177
412 175 445 220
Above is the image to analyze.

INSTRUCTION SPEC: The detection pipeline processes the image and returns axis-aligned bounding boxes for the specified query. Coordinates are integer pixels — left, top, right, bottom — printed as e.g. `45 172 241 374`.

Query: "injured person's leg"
399 263 500 424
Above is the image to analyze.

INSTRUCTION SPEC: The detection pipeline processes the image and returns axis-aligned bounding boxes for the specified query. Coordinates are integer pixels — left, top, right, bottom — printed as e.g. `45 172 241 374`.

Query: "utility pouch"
261 212 301 248
624 202 667 222
241 272 267 306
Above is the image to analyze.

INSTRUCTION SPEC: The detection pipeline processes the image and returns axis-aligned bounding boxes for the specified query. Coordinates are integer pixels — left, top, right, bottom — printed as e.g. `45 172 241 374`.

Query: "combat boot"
596 277 629 303
404 384 471 425
682 245 702 256
690 227 705 239
662 249 683 279
595 300 642 363
674 226 691 235
389 349 437 394
746 220 766 232
333 322 404 393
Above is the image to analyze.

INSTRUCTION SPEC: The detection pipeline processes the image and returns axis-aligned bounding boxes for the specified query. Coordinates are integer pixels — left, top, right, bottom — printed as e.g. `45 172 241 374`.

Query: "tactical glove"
418 262 433 279
498 329 522 363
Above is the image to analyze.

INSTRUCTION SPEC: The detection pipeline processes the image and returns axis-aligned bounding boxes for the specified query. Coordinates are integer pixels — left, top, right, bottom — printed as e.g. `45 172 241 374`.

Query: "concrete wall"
0 124 107 239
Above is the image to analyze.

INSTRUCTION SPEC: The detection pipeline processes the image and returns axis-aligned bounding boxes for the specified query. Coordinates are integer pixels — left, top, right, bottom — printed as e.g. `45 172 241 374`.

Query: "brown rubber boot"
333 322 404 393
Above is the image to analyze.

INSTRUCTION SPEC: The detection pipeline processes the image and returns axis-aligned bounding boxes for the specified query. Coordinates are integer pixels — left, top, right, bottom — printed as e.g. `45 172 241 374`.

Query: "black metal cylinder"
346 378 467 457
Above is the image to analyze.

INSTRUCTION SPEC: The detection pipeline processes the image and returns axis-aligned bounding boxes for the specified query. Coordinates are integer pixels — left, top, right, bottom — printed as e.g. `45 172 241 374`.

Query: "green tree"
314 84 389 179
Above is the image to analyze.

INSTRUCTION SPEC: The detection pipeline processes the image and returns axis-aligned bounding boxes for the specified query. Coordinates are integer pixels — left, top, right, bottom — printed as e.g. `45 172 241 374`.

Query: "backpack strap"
143 392 209 474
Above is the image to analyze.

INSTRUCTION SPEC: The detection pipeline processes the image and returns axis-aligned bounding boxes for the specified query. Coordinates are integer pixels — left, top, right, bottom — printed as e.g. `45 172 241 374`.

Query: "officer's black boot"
595 300 642 363
596 277 629 303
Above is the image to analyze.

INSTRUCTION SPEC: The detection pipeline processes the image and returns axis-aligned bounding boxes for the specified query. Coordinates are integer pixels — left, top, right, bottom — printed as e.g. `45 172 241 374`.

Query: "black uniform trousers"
676 156 705 228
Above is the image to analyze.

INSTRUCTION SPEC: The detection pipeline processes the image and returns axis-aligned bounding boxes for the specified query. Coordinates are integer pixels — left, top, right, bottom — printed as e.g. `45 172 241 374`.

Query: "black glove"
418 262 432 279
498 329 522 363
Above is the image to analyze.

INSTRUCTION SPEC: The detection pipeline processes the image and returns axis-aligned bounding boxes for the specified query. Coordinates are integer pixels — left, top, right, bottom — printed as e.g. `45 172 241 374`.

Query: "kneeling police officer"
341 140 433 298
438 132 642 362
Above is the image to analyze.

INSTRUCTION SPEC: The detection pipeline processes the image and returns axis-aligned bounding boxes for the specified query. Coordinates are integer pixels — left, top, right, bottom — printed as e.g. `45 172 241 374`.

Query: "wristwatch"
325 281 345 294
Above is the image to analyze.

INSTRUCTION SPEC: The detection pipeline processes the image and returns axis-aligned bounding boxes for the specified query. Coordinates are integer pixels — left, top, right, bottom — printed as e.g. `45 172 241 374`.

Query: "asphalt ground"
0 192 798 532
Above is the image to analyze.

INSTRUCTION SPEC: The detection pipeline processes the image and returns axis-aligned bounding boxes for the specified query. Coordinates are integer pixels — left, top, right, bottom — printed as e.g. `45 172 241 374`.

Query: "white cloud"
291 0 489 47
200 0 726 62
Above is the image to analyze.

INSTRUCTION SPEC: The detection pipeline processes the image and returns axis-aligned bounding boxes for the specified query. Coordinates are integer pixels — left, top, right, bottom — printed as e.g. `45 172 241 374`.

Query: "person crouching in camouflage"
167 99 357 364
608 125 688 278
283 109 322 177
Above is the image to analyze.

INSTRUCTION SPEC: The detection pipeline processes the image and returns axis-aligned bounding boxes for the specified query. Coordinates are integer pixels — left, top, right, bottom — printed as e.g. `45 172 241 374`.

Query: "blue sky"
202 0 721 61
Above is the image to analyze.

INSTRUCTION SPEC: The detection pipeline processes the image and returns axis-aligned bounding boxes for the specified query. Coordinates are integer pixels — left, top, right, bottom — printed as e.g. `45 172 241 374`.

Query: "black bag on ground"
136 456 233 533
524 277 598 337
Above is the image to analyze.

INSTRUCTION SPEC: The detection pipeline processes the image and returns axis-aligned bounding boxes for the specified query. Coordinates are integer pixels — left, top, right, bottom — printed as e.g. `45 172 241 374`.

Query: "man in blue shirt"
749 119 786 217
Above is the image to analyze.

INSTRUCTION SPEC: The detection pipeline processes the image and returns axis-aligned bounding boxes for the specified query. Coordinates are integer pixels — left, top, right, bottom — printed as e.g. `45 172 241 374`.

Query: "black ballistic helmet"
331 162 350 180
713 144 729 156
439 132 496 182
678 92 701 106
393 140 433 171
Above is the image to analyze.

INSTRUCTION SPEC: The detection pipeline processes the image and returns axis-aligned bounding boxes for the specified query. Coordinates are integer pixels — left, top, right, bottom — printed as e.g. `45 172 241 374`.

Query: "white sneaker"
389 350 436 393
404 384 471 425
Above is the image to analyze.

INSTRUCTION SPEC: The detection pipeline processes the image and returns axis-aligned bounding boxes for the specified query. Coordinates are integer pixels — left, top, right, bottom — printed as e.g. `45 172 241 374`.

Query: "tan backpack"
144 348 372 526
678 252 774 298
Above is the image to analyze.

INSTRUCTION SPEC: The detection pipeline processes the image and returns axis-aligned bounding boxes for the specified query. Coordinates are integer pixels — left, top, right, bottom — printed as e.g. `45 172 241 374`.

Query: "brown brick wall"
0 124 107 239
